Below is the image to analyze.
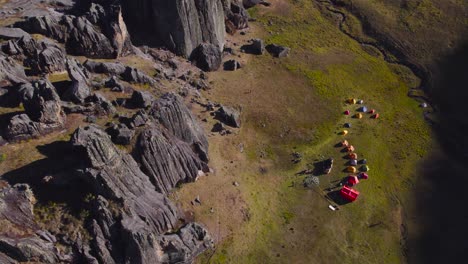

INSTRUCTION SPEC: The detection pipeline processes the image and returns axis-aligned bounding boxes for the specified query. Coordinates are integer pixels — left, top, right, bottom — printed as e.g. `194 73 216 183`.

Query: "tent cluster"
336 97 379 202
339 140 371 202
343 98 380 120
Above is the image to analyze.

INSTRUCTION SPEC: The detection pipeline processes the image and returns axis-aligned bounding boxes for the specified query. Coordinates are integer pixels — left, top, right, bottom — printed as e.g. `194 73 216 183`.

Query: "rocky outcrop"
70 125 212 263
0 184 64 263
18 79 65 126
15 2 133 59
150 93 209 162
71 125 178 234
121 0 225 58
0 27 30 40
216 105 241 127
64 58 91 103
134 126 207 194
83 60 126 75
157 222 214 263
190 43 222 72
64 16 115 58
0 55 27 85
5 79 65 141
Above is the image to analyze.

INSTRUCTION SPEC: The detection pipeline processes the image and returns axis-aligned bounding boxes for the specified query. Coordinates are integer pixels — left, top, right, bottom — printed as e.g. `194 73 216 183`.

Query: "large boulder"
64 58 91 103
128 90 154 109
18 79 65 126
190 43 222 72
121 0 225 57
4 114 41 141
216 105 241 128
150 93 209 162
266 43 290 58
83 60 126 75
27 44 67 75
134 126 207 194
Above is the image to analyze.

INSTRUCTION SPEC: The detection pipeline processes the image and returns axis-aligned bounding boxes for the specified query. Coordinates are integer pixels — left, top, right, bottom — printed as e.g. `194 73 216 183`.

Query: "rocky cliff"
121 0 225 57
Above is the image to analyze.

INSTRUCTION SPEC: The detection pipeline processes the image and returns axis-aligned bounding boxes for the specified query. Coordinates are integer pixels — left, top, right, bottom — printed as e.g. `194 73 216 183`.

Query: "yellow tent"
354 113 363 119
347 98 357 104
346 166 357 173
340 130 349 135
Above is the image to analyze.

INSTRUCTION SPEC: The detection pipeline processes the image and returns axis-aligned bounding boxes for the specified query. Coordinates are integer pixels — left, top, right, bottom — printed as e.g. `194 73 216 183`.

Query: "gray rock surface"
121 0 225 57
71 125 213 263
64 58 91 103
83 60 127 75
4 114 41 141
0 27 30 40
71 125 178 234
150 93 209 162
0 55 27 85
0 184 63 263
191 43 222 72
134 126 207 194
157 223 214 263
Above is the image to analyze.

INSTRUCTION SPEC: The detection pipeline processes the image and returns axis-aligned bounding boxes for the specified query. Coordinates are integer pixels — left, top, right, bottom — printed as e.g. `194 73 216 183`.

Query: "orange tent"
346 166 357 173
346 145 355 152
341 140 349 147
348 153 358 160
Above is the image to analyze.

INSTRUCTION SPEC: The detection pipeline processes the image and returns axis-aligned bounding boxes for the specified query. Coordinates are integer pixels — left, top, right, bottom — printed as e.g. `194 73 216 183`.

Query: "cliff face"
121 0 225 57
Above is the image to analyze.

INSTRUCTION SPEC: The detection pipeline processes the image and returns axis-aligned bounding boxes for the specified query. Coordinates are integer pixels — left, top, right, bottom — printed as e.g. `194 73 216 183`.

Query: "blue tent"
359 106 368 112
344 123 352 128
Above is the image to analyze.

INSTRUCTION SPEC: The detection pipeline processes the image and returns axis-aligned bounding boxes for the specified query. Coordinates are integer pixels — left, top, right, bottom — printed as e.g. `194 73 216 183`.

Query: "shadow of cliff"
409 41 468 263
1 140 89 212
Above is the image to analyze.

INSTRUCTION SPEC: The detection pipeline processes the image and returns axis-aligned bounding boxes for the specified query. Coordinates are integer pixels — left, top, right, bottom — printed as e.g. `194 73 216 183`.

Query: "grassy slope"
172 0 432 263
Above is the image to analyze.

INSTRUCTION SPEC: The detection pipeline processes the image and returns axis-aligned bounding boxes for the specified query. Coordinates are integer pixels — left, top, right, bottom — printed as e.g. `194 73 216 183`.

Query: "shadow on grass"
409 41 468 263
326 190 352 206
1 140 89 213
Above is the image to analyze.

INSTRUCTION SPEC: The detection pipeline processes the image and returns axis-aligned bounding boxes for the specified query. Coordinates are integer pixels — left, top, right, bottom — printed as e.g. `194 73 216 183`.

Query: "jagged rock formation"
84 60 154 85
15 2 133 59
134 126 207 194
0 54 27 85
4 79 65 141
70 125 213 263
150 93 209 162
64 58 91 103
121 0 225 58
0 183 65 263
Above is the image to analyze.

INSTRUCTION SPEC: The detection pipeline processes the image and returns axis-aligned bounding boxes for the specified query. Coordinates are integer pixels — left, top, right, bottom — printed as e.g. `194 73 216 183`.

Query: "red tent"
344 110 350 115
340 186 360 202
347 175 359 186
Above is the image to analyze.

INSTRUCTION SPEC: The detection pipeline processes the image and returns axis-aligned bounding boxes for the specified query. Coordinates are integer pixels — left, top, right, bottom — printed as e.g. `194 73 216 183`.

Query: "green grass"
195 0 432 263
